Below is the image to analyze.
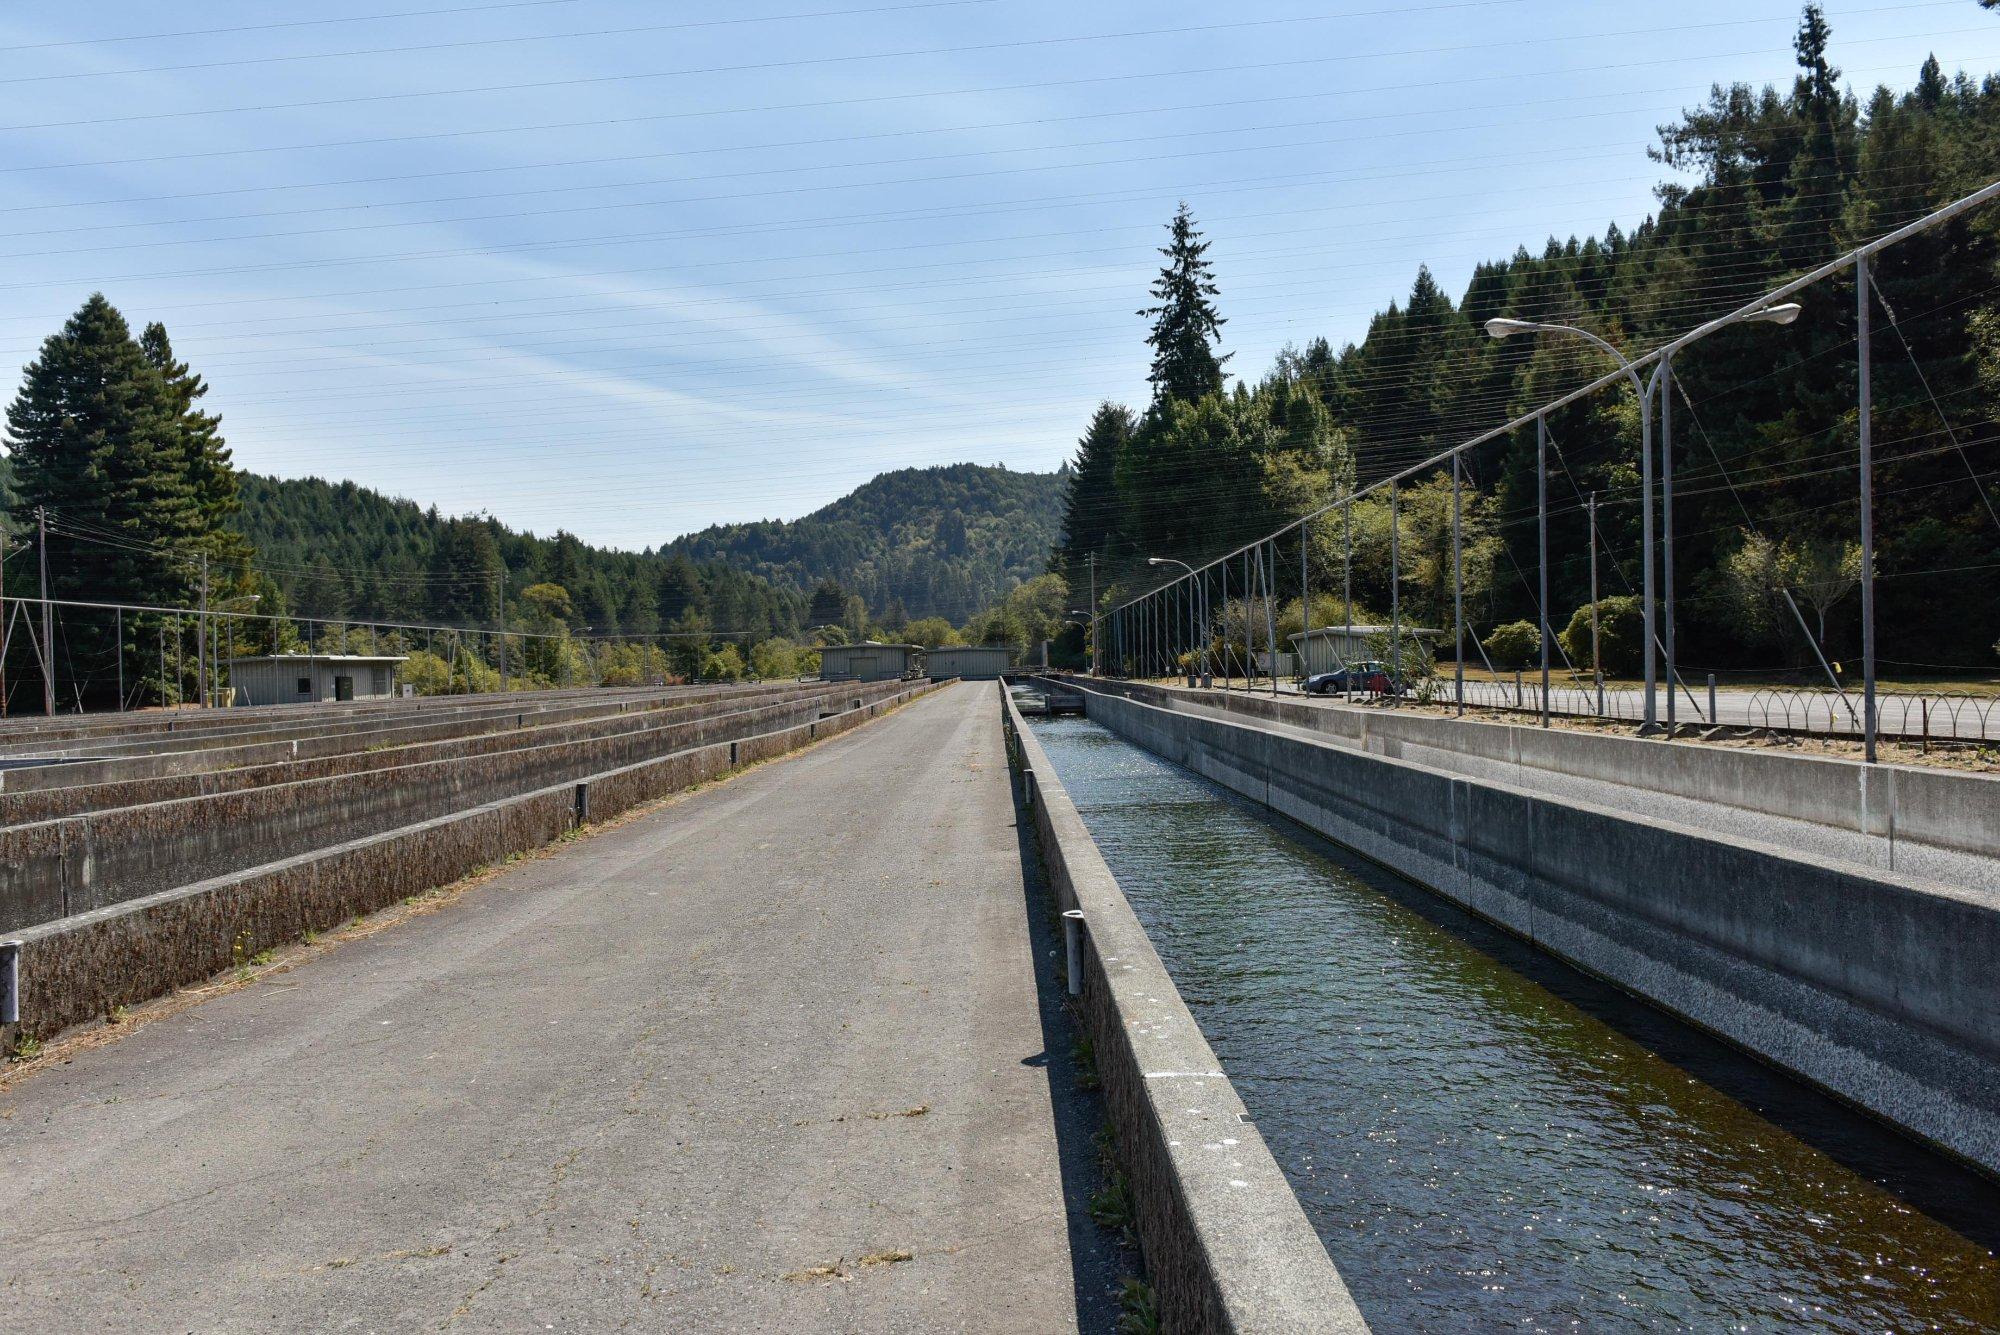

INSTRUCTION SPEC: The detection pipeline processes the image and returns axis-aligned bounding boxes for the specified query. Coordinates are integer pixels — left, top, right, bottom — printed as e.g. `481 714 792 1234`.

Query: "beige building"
225 653 408 705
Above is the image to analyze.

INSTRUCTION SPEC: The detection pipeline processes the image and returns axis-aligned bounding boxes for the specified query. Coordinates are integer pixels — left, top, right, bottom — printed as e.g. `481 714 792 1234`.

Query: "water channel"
1026 712 2000 1331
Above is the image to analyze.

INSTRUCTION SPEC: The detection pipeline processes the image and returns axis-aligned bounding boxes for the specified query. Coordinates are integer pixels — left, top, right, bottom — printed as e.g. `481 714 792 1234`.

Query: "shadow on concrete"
1007 762 1128 1332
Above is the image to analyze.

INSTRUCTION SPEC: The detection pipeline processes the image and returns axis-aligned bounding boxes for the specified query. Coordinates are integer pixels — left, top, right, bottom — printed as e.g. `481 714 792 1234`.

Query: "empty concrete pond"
1027 714 2000 1331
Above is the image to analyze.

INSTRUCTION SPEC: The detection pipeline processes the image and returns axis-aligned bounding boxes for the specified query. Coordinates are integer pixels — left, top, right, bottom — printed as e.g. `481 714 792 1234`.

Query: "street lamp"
1147 557 1205 685
1483 303 1801 729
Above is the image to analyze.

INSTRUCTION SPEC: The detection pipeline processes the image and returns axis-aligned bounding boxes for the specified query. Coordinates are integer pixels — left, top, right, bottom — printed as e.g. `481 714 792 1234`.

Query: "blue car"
1303 661 1399 697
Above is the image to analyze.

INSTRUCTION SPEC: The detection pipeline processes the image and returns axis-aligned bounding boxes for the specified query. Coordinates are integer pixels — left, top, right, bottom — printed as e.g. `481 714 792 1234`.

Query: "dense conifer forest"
1051 8 2000 679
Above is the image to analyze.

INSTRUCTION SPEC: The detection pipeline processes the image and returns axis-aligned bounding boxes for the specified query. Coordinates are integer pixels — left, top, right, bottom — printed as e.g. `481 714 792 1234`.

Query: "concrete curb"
1093 678 2000 867
999 684 1369 1334
7 680 944 1047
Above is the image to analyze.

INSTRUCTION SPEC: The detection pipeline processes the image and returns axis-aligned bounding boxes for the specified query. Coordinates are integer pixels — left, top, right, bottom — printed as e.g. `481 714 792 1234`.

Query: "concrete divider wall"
0 682 911 932
0 682 782 789
9 680 941 1045
999 686 1369 1334
1072 682 2000 1179
0 681 858 824
1077 679 2000 865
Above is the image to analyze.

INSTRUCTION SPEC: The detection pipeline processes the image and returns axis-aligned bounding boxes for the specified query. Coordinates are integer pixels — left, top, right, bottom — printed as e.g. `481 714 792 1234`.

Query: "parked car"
1303 661 1399 696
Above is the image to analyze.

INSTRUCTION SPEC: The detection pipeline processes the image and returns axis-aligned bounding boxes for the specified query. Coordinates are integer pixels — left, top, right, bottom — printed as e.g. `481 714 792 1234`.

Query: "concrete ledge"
999 685 1368 1334
1065 681 2000 1180
8 680 941 1045
1083 679 2000 870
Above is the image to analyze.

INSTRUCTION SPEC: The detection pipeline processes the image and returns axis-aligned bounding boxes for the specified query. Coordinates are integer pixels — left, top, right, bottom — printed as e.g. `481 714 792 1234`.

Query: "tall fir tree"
140 321 251 578
1138 203 1229 406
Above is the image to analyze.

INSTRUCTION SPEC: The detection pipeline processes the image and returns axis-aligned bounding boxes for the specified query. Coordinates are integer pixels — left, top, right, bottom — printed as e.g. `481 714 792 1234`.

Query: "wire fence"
1092 178 2000 763
0 590 769 716
1378 676 1999 744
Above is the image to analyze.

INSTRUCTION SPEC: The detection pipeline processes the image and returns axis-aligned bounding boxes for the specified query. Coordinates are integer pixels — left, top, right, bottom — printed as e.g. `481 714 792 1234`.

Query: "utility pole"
197 554 209 709
0 528 9 718
494 571 507 691
37 507 53 717
1588 492 1603 716
1087 553 1097 674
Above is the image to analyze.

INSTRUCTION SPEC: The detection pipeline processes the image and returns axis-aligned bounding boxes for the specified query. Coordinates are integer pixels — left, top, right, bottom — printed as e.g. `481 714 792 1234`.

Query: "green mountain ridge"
666 461 1067 624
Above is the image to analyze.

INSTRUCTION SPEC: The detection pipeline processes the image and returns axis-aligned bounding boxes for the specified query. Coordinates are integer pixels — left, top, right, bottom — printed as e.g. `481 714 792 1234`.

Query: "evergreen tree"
1053 402 1132 597
1139 203 1229 405
139 322 245 566
7 296 202 608
807 578 847 628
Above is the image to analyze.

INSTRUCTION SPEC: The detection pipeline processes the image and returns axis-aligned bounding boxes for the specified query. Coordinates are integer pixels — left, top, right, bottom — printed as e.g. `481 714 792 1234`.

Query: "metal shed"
1287 626 1440 677
816 642 922 683
925 645 1011 680
224 654 408 706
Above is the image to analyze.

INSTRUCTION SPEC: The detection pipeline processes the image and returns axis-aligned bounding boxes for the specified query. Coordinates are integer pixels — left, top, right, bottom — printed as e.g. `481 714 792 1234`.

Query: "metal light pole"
1486 302 1799 732
1148 558 1201 685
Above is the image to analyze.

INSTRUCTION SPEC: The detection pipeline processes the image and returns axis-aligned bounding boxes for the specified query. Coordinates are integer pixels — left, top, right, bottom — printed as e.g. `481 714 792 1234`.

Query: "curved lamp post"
1484 304 1799 729
1147 557 1205 685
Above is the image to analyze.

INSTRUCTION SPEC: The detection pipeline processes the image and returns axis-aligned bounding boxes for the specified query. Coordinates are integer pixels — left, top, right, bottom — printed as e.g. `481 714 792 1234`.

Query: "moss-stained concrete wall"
9 681 941 1046
0 683 912 931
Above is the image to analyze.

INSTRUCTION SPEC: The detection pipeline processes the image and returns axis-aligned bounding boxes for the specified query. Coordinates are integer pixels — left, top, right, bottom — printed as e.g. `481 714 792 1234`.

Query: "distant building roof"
1288 625 1440 643
822 641 923 653
224 653 409 665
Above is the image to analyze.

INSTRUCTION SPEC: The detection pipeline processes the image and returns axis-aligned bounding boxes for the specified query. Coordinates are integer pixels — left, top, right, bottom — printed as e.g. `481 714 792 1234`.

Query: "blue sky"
0 1 1993 549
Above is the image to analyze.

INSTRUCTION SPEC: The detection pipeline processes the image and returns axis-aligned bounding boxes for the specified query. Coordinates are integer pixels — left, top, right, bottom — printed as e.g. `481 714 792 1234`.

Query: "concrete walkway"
0 682 1089 1332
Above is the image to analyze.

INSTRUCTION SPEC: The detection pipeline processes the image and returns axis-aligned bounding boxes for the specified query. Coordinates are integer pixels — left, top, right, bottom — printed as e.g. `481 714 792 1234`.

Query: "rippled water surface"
1029 714 2000 1332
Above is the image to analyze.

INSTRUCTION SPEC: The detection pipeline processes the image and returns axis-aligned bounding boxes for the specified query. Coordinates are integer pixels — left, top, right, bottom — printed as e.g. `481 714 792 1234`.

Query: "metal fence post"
1390 481 1401 693
1660 356 1678 731
1858 252 1878 764
1301 521 1311 688
1343 495 1354 703
1537 414 1551 728
1452 454 1464 716
1588 491 1603 716
1264 540 1279 695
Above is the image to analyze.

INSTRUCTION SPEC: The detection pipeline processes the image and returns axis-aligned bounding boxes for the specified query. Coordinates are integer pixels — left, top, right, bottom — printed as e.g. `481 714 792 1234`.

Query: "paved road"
0 682 1096 1332
1245 677 2000 741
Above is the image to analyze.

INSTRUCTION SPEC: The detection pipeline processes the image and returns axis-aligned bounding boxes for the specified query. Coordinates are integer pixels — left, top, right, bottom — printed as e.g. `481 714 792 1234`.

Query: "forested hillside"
668 462 1066 624
235 474 801 641
1053 9 2000 677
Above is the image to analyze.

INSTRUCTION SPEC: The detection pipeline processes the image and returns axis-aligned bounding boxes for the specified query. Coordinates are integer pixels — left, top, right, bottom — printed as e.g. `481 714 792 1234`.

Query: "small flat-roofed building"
817 642 922 682
225 653 408 706
1287 625 1440 678
925 645 1011 680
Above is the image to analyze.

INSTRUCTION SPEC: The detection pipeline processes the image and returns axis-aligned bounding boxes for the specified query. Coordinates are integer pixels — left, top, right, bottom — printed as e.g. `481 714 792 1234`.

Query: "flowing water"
1028 713 2000 1331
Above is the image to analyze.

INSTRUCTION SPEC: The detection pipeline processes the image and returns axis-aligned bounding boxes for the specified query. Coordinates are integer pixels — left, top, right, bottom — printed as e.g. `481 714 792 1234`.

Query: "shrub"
1557 596 1644 676
1481 620 1541 668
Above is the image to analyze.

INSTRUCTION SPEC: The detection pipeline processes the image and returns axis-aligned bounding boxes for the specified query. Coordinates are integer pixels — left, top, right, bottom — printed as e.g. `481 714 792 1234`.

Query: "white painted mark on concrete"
1141 1071 1223 1079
